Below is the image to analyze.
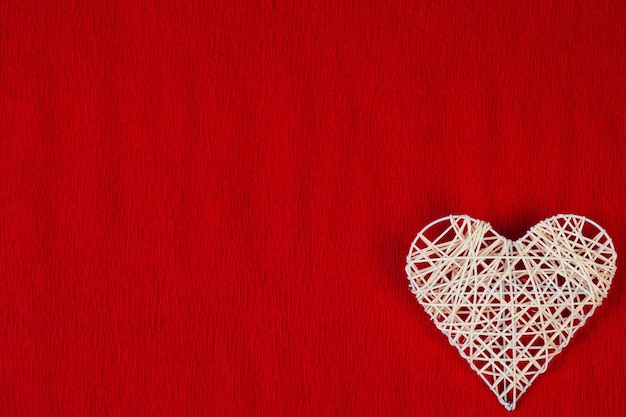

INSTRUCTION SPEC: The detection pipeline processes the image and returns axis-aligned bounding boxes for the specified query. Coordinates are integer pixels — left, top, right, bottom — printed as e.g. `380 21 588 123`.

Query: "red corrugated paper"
1 1 625 416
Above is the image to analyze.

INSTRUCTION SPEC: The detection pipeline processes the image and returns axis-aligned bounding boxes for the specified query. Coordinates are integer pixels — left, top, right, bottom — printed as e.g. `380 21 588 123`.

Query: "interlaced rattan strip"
405 214 617 410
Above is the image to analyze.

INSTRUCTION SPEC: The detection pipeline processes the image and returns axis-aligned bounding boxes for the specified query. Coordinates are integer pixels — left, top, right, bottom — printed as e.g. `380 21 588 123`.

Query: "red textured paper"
1 1 625 416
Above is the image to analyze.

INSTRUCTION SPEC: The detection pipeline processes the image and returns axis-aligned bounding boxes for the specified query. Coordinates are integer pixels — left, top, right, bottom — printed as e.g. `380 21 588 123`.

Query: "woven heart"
405 215 617 410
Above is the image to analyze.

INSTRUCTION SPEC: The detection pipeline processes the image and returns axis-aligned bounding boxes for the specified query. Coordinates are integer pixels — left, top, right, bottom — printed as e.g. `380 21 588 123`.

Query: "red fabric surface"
1 1 625 416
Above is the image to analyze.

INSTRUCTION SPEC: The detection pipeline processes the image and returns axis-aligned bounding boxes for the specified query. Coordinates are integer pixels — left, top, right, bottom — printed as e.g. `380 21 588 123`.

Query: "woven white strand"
405 214 617 410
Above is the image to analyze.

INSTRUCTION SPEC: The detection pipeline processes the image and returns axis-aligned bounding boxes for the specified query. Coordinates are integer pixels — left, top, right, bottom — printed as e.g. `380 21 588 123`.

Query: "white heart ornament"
405 215 616 410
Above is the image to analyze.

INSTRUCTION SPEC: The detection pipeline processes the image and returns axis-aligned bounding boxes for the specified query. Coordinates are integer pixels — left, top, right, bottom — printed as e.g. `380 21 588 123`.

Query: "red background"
1 1 625 416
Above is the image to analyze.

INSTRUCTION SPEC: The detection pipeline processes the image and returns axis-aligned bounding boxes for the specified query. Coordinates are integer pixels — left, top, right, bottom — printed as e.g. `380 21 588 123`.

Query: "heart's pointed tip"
503 402 515 411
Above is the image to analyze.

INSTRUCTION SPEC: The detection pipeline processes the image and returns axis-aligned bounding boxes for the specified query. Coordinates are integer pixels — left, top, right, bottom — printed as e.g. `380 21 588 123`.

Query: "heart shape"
405 215 617 410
